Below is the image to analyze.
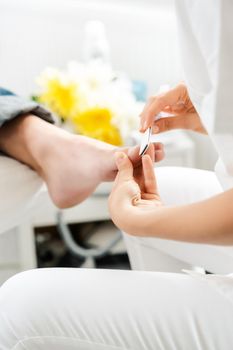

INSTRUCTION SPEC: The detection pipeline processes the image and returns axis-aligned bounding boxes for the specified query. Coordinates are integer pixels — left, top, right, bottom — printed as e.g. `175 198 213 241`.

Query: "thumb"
115 152 134 181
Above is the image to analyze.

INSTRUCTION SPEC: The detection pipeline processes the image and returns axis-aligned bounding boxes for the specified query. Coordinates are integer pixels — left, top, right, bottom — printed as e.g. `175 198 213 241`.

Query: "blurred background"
0 0 218 283
0 0 217 168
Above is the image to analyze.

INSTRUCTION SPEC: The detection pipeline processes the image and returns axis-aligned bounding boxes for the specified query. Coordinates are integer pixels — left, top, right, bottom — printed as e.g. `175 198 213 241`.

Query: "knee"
0 269 46 348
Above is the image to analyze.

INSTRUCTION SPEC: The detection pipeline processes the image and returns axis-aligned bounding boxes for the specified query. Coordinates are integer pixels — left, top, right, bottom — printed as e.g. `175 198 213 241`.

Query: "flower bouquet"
35 61 143 146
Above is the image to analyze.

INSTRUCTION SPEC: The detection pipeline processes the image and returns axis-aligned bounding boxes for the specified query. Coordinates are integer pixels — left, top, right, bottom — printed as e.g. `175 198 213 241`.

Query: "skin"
140 82 207 134
109 83 233 245
0 114 164 209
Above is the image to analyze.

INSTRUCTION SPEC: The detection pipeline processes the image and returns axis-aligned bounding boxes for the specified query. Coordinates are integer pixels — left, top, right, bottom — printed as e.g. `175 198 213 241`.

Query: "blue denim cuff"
0 88 54 126
0 87 15 96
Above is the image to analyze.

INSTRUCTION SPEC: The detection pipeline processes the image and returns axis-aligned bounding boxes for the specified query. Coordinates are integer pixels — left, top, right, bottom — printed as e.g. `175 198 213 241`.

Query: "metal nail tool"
139 127 152 156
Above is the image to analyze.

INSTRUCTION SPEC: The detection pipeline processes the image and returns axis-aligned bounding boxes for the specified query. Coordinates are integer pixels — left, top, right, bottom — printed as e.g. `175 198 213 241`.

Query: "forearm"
130 189 233 245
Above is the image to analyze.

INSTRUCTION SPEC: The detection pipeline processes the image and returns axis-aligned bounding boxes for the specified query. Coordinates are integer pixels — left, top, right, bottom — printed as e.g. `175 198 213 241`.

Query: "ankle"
21 116 72 175
0 115 46 172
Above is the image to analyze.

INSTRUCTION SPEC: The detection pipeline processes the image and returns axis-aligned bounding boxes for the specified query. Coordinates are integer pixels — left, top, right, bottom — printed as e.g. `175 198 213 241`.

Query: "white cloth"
0 156 43 234
1 167 233 349
175 0 233 190
124 167 233 307
1 268 233 350
169 0 233 304
1 1 233 348
124 166 223 272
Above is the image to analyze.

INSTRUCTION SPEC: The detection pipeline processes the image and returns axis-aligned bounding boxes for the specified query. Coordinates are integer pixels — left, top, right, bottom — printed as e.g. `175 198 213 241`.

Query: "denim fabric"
0 87 15 96
0 87 54 127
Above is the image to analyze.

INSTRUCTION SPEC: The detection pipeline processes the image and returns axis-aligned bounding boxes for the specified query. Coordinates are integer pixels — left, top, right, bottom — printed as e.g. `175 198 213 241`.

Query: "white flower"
36 60 144 143
67 61 115 90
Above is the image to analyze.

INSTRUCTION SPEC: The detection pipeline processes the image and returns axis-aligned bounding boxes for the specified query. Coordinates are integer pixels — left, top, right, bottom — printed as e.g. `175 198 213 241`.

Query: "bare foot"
0 114 164 209
39 134 164 208
40 135 115 208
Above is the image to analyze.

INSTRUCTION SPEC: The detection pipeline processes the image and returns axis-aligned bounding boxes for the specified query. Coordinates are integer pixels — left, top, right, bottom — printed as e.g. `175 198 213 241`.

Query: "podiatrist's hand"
140 83 207 135
108 145 162 235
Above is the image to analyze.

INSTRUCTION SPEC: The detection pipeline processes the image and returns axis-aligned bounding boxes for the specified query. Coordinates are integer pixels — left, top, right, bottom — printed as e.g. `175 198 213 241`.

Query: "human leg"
0 114 116 208
0 114 164 209
0 268 232 350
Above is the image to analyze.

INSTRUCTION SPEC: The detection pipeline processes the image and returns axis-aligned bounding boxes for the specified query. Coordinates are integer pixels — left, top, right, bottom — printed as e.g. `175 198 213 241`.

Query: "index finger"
140 86 182 132
142 155 158 195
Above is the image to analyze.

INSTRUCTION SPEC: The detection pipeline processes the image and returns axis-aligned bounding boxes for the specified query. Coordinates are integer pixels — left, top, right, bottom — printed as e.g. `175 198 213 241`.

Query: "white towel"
0 156 43 234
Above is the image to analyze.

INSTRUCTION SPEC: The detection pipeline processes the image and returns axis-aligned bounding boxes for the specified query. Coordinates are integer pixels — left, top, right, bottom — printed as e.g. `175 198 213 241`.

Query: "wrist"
114 207 152 237
127 207 166 237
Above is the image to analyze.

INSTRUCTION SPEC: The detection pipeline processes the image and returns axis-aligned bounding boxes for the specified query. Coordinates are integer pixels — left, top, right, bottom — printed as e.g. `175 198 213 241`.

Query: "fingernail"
142 154 150 161
143 122 148 130
115 152 126 164
154 125 159 133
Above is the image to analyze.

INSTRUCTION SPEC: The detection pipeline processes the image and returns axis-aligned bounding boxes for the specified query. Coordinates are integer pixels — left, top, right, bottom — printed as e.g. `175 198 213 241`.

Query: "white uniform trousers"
1 167 233 350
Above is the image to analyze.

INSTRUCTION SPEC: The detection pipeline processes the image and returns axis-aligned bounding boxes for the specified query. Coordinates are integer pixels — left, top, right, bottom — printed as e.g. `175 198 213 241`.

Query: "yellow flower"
72 107 123 146
39 78 80 119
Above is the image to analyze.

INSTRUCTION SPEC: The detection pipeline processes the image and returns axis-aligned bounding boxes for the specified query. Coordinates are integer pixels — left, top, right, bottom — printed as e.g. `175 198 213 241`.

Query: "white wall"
0 0 217 169
0 0 181 95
